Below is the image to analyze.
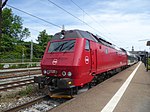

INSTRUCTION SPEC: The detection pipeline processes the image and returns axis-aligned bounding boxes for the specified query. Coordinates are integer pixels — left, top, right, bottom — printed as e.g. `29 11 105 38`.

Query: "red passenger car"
34 29 127 93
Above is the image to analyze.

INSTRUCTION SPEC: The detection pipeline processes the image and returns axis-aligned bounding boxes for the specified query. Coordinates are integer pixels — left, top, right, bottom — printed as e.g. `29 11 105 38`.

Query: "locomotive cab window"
85 40 90 51
48 40 75 52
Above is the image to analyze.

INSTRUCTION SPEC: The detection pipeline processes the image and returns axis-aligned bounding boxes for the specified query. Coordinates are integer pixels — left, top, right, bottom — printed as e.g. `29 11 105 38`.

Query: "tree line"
0 8 53 62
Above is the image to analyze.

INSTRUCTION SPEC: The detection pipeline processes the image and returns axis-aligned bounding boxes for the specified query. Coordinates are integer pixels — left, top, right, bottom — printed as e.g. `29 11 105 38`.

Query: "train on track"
34 29 138 94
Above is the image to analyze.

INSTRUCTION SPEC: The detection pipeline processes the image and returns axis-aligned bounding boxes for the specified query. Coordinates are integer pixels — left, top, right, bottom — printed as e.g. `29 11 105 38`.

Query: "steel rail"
0 71 41 79
0 79 34 91
0 67 41 74
4 95 49 112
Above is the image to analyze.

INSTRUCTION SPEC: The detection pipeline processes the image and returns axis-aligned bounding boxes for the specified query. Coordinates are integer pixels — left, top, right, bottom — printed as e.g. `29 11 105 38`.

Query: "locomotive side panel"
96 43 127 74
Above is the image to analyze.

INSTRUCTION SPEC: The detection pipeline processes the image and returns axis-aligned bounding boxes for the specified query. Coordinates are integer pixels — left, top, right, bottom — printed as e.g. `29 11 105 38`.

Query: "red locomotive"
34 29 128 94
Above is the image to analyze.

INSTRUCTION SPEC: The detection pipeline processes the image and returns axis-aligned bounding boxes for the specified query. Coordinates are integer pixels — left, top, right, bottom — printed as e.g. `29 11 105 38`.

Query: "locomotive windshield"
48 40 75 52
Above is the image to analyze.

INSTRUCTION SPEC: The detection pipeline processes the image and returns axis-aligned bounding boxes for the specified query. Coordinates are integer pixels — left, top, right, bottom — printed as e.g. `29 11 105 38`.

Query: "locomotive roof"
52 29 98 42
52 29 125 52
52 29 112 45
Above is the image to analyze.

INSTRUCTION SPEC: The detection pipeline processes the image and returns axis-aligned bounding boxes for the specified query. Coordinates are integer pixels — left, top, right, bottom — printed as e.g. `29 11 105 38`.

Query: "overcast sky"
5 0 150 51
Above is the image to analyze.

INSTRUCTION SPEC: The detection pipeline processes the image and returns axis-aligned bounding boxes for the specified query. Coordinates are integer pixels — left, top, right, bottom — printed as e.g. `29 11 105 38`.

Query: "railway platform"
49 62 150 112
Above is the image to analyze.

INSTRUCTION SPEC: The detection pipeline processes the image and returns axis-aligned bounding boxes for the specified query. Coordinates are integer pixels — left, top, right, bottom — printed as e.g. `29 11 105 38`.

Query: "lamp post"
30 40 33 62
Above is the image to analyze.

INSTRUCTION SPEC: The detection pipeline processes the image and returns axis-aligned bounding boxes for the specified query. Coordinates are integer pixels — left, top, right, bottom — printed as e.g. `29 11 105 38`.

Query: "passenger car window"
85 40 90 51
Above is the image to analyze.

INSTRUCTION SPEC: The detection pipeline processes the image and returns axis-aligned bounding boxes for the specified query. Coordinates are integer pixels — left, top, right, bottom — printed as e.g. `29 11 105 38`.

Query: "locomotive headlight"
67 72 72 76
62 71 66 76
43 70 47 74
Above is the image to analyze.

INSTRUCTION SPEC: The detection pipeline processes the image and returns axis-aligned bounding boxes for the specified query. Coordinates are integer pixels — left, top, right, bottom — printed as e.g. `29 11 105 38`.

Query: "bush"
31 63 37 67
9 64 17 69
32 58 41 62
18 64 28 68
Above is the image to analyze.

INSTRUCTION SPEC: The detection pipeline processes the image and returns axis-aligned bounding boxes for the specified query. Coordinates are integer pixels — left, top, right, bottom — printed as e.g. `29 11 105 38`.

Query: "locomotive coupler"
34 76 47 89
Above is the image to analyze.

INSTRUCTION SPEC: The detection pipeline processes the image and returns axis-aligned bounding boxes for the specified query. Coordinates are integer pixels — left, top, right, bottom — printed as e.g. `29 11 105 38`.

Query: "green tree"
36 30 53 56
0 8 30 60
2 8 30 41
37 30 52 47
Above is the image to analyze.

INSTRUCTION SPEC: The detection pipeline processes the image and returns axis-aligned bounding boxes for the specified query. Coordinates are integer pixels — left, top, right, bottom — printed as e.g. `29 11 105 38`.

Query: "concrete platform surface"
49 62 150 112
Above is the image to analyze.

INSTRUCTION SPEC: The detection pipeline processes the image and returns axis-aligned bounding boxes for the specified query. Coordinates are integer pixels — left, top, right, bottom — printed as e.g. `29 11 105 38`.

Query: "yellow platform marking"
48 92 73 99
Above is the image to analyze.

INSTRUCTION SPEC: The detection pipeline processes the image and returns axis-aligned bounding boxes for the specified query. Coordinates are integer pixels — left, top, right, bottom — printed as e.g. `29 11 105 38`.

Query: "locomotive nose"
41 52 74 66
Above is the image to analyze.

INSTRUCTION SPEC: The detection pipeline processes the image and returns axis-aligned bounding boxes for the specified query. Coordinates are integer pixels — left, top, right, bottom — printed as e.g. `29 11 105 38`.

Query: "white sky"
5 0 150 51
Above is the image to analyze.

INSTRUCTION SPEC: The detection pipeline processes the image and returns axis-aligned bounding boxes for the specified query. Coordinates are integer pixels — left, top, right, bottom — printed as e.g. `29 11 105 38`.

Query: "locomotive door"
90 41 97 73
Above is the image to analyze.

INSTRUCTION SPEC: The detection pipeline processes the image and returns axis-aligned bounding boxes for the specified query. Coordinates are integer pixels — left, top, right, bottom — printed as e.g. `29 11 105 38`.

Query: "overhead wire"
70 0 118 44
47 0 105 36
70 0 129 47
7 1 122 47
70 0 107 30
24 27 41 33
6 4 62 29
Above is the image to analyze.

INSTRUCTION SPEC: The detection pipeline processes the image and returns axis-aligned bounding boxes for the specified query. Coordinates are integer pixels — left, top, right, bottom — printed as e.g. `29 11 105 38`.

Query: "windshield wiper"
61 41 75 51
67 44 74 50
62 44 75 53
49 41 69 53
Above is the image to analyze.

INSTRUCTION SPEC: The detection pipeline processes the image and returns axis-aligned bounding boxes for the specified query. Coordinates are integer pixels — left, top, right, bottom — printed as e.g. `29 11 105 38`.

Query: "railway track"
5 96 48 112
0 71 41 79
0 67 41 79
0 78 34 91
0 67 40 74
4 95 68 112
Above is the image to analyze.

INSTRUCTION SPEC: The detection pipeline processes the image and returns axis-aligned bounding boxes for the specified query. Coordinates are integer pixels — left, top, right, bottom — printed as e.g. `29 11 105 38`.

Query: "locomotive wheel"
88 80 97 89
69 87 78 95
88 83 92 89
88 74 106 89
73 87 78 94
69 88 73 96
97 76 104 83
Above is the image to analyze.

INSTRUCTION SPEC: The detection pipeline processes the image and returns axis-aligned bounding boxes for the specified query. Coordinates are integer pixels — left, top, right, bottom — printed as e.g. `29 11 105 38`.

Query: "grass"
18 85 34 96
0 84 38 108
